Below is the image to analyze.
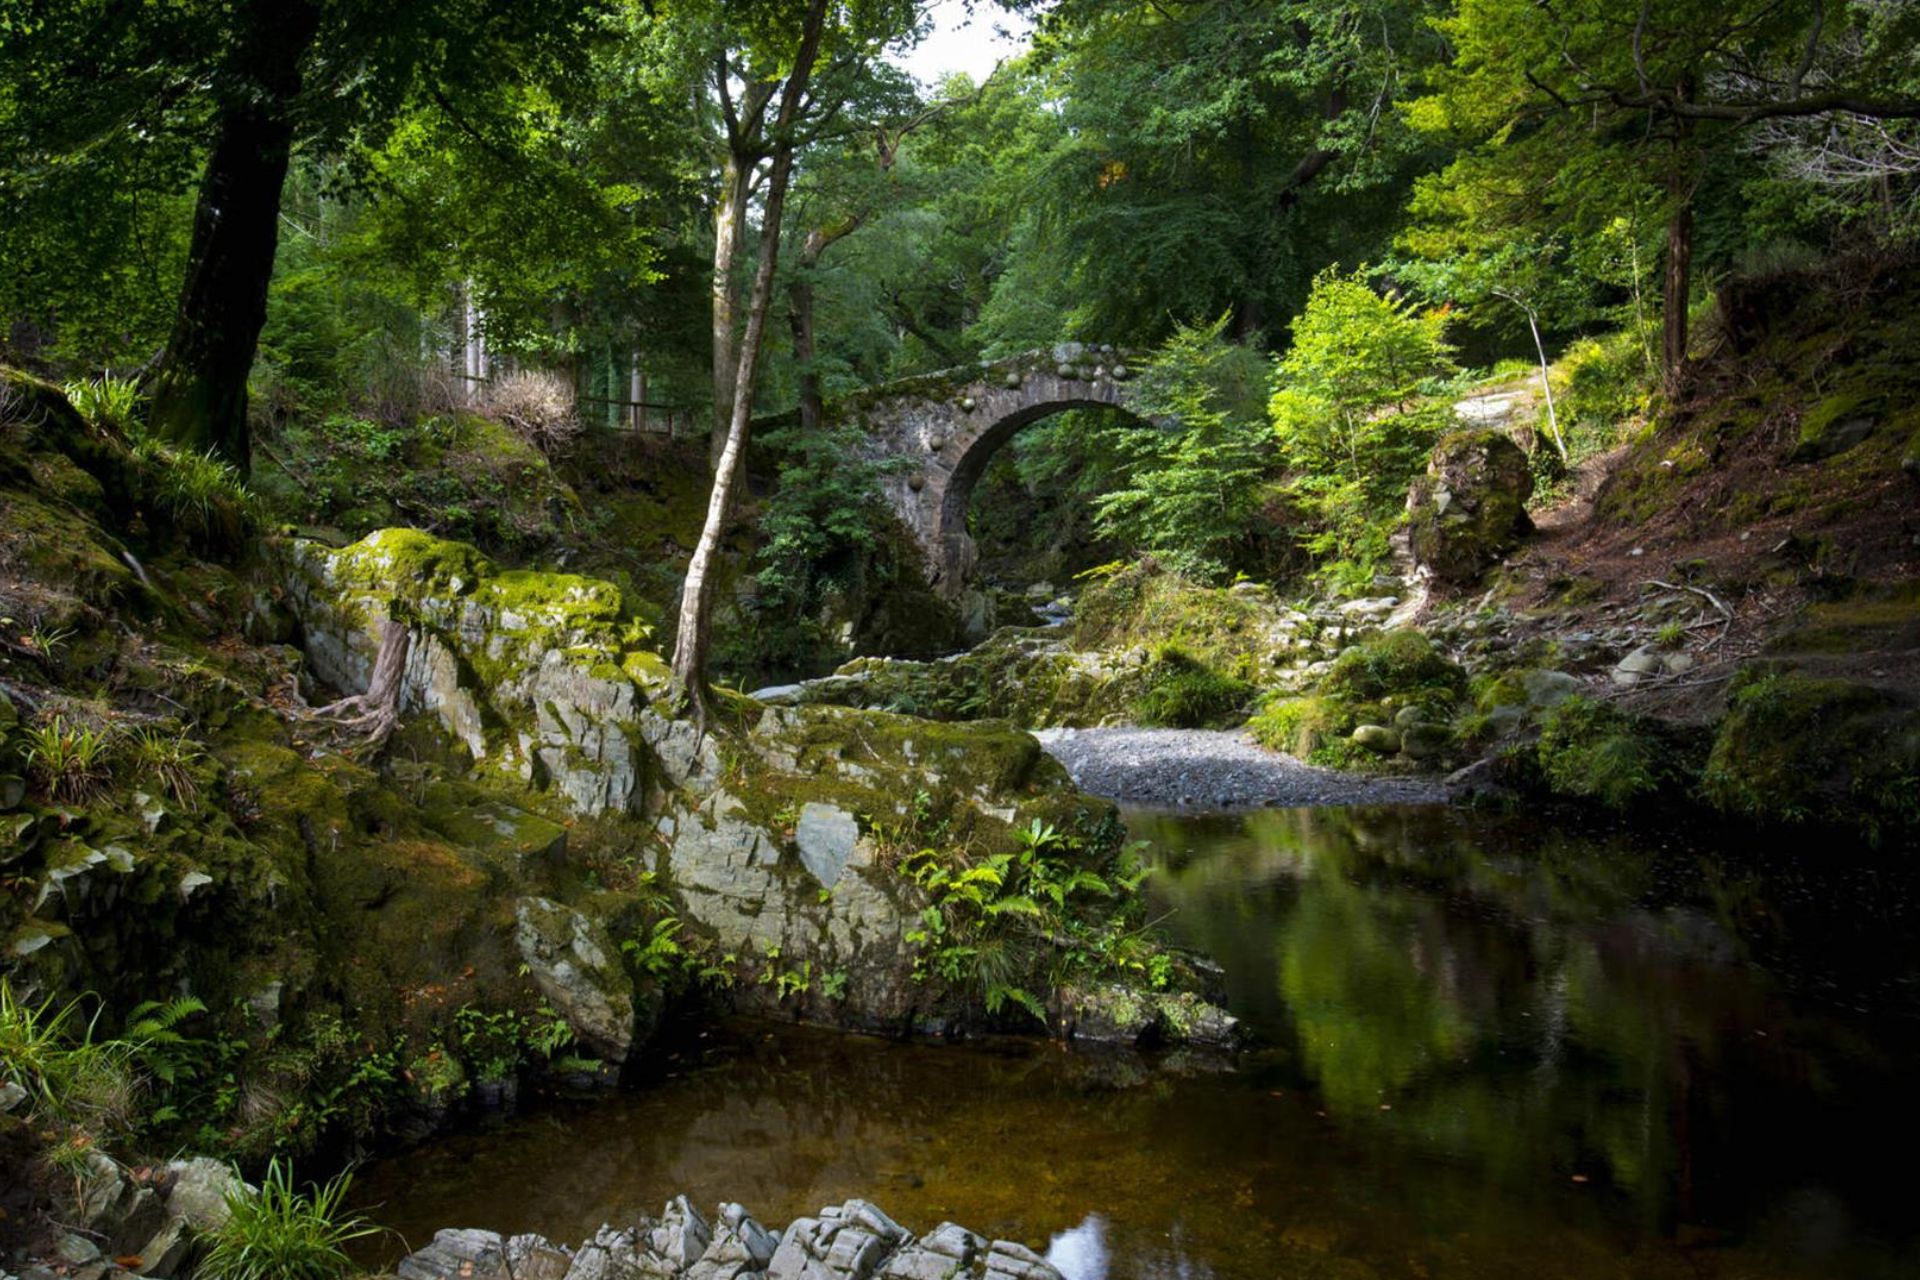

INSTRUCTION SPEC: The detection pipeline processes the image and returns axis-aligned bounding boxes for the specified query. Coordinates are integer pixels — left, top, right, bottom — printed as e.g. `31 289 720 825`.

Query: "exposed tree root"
293 619 410 749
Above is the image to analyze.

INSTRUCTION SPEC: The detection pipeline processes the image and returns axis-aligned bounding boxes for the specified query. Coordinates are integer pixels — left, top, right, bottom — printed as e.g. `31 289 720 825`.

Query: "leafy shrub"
1088 315 1275 581
903 817 1159 1025
743 418 917 677
482 369 580 455
22 715 113 803
198 1158 380 1280
1270 266 1457 585
1535 696 1685 811
450 1003 576 1082
63 375 142 433
1132 645 1253 727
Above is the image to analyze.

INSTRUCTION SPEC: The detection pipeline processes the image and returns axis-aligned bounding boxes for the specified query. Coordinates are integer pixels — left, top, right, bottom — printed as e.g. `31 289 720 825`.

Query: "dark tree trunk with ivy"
148 0 321 475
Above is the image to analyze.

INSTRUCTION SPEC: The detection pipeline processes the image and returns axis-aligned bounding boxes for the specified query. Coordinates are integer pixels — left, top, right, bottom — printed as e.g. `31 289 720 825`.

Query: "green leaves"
1268 266 1454 584
1088 315 1275 581
199 1158 381 1280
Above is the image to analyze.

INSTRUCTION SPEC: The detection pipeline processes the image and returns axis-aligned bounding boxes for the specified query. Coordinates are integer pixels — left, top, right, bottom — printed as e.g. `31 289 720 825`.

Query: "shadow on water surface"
355 806 1920 1280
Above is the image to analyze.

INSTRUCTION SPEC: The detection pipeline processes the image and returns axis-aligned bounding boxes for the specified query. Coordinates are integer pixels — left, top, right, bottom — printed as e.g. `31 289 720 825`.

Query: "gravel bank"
1033 727 1449 809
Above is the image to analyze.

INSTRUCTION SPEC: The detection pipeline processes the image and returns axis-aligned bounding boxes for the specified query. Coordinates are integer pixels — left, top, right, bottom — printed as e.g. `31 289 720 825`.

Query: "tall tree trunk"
1661 82 1697 392
709 149 754 466
674 0 830 703
787 230 825 435
148 0 320 474
1662 187 1694 390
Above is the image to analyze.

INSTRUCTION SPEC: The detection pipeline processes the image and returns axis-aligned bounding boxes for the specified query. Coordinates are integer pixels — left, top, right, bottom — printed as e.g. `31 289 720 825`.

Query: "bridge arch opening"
955 402 1148 596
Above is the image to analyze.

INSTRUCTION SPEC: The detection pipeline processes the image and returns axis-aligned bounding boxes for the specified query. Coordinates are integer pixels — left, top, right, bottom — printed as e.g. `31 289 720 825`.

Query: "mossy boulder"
1248 630 1466 770
1788 391 1880 462
1703 671 1920 844
279 527 696 816
1406 429 1534 584
0 367 137 513
1770 582 1920 655
1130 646 1254 728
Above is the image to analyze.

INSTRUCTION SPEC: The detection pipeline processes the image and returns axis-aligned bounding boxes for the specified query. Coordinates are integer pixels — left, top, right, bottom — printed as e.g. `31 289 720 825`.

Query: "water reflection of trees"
1132 806 1836 1231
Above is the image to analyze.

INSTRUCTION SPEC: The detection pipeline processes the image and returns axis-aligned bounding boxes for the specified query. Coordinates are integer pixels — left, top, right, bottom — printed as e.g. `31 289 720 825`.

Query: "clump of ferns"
22 715 114 804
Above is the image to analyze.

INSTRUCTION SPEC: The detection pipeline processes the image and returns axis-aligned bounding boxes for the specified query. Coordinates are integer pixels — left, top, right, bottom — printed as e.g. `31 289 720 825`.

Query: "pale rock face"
278 529 688 819
514 897 639 1065
794 802 860 888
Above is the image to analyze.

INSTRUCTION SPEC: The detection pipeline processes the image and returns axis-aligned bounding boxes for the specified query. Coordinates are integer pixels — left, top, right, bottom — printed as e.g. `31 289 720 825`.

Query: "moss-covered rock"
1703 671 1920 844
1789 391 1881 462
1769 581 1920 655
1130 646 1255 728
279 527 692 816
1246 630 1466 770
1406 429 1534 584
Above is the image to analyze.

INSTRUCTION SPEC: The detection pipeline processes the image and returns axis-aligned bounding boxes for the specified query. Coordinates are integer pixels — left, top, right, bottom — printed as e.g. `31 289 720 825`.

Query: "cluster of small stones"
396 1196 1063 1280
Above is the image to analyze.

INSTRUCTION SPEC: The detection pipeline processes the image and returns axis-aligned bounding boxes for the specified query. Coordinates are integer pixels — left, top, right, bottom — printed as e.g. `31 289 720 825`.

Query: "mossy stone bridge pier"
837 343 1148 597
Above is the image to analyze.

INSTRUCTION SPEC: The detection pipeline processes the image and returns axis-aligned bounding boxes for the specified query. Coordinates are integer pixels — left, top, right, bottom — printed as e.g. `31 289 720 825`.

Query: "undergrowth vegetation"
902 818 1165 1025
197 1159 379 1280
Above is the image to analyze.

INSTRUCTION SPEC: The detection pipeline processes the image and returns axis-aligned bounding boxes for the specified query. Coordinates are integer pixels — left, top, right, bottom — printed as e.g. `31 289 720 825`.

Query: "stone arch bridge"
833 343 1148 598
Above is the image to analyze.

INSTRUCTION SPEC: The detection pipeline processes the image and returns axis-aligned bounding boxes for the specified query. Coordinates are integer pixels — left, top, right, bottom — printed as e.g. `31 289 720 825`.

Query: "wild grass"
132 436 256 542
63 375 142 434
130 727 205 806
22 715 114 803
0 980 139 1130
198 1158 381 1280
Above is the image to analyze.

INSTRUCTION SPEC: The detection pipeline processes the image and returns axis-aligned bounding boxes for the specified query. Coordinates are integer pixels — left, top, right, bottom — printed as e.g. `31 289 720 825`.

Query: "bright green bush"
1270 267 1456 585
1089 316 1275 581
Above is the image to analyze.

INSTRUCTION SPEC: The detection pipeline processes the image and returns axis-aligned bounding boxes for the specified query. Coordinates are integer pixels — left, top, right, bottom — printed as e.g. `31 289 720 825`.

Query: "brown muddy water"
354 806 1920 1279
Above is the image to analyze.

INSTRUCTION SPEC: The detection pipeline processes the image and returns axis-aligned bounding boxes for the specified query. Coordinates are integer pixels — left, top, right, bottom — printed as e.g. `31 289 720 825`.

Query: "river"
354 804 1920 1279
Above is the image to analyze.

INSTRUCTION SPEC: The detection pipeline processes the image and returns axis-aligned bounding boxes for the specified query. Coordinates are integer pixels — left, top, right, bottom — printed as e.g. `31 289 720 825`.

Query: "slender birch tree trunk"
673 0 830 704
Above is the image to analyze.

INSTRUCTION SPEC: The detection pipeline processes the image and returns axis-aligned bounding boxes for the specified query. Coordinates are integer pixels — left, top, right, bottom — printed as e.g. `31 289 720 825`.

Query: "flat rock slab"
1034 728 1447 809
794 802 860 888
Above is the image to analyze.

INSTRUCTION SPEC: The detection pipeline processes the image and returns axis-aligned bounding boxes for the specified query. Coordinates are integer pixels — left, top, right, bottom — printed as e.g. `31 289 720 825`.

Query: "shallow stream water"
355 806 1920 1279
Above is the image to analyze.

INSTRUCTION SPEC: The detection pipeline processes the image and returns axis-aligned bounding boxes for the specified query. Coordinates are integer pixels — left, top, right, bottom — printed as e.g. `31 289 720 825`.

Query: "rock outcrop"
279 528 711 817
1405 429 1534 585
396 1197 1064 1280
271 528 1235 1043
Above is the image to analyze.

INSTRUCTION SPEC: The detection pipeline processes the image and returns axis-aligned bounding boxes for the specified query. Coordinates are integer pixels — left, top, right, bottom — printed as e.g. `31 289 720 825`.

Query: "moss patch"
1703 671 1920 844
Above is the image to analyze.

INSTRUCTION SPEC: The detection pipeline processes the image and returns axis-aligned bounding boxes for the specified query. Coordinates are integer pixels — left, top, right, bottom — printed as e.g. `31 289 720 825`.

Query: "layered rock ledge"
398 1195 1062 1280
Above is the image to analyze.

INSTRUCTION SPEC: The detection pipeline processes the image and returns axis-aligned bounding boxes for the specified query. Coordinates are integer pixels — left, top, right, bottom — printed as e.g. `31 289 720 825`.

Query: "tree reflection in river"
1134 804 1920 1249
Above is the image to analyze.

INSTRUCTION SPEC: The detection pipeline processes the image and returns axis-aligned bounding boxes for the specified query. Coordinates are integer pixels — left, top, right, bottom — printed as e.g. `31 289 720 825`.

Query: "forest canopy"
2 0 1917 677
